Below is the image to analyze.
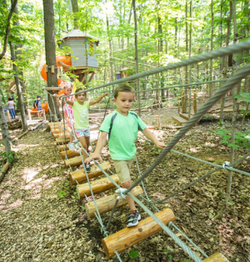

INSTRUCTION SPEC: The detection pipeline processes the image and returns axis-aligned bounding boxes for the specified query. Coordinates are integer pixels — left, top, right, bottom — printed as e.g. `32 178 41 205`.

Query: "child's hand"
155 141 166 150
103 92 110 97
85 153 103 164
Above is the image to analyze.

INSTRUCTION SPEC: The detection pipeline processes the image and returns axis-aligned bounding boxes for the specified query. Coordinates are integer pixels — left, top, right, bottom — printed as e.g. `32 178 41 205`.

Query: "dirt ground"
0 107 249 262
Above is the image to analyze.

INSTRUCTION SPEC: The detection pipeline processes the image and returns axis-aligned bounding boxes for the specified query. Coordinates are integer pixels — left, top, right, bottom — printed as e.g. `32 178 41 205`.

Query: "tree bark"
9 42 28 131
71 0 79 29
0 96 11 157
43 0 61 121
0 0 18 60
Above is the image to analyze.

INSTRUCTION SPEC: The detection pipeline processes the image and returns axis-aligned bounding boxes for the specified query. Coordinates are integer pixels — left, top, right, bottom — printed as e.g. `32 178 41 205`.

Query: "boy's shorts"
113 158 134 184
75 127 90 138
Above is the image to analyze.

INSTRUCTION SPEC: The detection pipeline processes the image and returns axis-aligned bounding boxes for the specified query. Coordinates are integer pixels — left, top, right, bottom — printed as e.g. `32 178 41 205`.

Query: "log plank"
70 161 111 184
102 208 175 259
85 186 143 218
204 252 229 262
77 174 119 198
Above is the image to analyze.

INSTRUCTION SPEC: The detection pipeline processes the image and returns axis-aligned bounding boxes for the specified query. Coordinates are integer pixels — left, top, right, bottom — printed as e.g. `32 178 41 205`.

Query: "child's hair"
75 88 86 98
37 96 41 98
63 81 73 89
114 85 135 98
8 98 12 101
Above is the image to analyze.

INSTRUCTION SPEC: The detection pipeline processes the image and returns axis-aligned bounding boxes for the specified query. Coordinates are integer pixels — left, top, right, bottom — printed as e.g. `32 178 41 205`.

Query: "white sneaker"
68 143 75 151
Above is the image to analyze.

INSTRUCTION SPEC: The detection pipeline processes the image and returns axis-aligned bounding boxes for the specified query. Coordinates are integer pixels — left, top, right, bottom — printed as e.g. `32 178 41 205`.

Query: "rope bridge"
44 40 250 262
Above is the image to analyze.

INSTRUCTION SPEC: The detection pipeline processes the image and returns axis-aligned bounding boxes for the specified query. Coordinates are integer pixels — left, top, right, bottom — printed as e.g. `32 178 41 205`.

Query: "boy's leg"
114 160 141 227
122 180 136 211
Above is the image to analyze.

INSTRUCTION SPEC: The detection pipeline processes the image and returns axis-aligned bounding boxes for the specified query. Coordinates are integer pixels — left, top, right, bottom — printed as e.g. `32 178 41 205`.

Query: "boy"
35 96 43 117
85 85 165 227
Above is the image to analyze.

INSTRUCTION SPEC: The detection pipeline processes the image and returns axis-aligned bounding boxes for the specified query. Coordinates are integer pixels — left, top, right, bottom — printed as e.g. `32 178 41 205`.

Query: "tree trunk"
132 0 141 116
9 42 28 131
43 0 61 121
0 96 11 157
71 0 79 29
209 0 214 97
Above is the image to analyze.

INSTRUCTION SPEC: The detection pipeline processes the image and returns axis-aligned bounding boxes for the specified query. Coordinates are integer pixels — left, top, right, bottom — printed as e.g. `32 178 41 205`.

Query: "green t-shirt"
100 110 147 160
73 101 90 129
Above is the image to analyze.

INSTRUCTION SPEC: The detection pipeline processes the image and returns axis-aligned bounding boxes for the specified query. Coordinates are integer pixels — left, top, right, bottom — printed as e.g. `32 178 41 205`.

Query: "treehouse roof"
60 29 99 46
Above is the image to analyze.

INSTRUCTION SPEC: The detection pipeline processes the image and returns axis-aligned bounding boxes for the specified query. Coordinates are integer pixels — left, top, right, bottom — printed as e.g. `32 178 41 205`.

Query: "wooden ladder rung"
204 252 229 262
70 161 111 184
102 208 175 259
85 186 144 218
77 174 119 198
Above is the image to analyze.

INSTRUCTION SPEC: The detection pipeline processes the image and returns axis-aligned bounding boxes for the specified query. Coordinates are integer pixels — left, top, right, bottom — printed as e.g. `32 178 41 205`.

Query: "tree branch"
0 0 18 60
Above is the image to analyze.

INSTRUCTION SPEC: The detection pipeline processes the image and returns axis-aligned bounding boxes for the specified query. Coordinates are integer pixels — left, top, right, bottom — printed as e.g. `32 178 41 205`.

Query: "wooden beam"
77 174 119 198
102 208 175 259
70 161 111 184
86 186 143 218
203 253 229 262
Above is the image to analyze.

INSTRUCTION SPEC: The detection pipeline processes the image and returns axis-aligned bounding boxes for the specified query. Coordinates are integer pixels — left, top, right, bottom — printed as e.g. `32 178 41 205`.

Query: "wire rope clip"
222 161 230 170
115 188 127 200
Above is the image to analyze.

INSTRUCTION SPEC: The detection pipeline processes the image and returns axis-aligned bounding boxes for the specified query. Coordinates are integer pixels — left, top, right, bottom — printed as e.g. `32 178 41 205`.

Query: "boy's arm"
142 127 166 149
85 131 108 164
89 92 110 106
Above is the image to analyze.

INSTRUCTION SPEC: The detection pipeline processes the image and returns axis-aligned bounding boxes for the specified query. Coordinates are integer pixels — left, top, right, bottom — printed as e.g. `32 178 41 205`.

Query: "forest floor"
0 106 250 262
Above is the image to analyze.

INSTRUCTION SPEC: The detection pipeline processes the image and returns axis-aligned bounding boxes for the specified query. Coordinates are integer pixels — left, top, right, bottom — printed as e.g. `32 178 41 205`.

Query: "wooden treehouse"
58 29 99 84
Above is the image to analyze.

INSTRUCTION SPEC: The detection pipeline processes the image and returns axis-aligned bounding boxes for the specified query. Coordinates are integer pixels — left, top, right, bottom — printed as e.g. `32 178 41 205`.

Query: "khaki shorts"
113 158 134 184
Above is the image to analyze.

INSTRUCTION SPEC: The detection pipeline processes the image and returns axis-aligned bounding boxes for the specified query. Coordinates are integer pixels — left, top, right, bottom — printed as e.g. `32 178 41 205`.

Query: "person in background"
35 96 43 117
7 98 15 119
85 85 166 227
57 81 75 148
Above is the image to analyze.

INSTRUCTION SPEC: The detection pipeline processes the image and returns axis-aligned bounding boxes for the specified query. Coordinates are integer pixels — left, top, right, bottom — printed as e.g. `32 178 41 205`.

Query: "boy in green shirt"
85 85 165 227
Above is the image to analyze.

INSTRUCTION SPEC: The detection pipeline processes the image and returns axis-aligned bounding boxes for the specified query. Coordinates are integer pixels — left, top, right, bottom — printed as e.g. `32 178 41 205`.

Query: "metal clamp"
223 161 230 170
115 188 127 200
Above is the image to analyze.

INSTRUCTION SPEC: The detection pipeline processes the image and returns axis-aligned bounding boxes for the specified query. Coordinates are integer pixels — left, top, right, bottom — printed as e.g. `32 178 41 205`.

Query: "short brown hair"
114 85 135 98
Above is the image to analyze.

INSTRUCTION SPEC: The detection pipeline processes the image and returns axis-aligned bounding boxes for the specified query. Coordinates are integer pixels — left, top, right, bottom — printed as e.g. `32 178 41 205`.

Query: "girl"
64 88 109 160
58 81 75 145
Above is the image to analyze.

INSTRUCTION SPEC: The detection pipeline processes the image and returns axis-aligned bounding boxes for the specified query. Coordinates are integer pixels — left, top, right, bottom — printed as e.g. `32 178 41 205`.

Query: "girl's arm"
89 92 110 106
142 127 166 149
85 131 108 163
54 94 74 107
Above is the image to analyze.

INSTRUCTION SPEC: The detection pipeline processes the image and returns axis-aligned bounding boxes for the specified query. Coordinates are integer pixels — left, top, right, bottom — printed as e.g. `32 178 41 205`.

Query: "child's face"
114 91 134 115
76 92 87 103
65 87 73 96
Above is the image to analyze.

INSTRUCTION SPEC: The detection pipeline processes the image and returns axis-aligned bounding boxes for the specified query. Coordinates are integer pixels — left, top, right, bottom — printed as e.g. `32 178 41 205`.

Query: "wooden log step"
51 127 68 134
53 132 71 138
102 208 175 259
77 174 119 198
65 155 84 167
172 115 188 125
56 137 70 144
85 186 143 218
204 252 229 262
70 161 111 185
48 122 63 128
58 144 69 151
179 113 189 120
61 149 83 159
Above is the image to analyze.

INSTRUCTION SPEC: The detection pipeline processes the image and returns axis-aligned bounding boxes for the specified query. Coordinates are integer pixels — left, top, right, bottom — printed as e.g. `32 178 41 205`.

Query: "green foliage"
129 249 138 261
59 190 67 198
216 128 250 150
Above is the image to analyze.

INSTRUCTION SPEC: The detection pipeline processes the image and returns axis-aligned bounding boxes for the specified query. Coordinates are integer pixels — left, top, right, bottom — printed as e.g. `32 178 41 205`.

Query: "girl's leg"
85 136 90 152
78 136 88 160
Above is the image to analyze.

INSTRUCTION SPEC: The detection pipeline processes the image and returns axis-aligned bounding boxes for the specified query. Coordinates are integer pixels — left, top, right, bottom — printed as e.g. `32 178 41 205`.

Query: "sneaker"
85 164 91 172
127 210 141 228
68 142 75 151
